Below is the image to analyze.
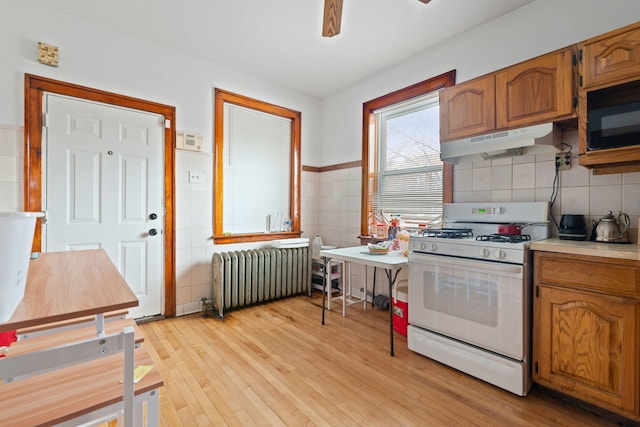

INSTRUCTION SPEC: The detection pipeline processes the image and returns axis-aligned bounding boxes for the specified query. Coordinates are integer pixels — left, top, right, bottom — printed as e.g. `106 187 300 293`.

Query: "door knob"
149 213 158 220
149 228 158 236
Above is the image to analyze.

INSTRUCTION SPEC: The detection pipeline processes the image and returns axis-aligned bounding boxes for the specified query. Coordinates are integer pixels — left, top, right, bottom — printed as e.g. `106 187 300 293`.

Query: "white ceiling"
33 0 535 98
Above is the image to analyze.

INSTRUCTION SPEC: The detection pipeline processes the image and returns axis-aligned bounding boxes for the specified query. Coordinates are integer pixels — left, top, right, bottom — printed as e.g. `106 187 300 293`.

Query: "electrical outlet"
555 152 571 171
189 170 203 184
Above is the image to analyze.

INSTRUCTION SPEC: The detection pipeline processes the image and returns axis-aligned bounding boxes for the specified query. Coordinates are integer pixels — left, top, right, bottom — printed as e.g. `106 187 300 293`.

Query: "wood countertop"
530 238 640 261
0 249 138 332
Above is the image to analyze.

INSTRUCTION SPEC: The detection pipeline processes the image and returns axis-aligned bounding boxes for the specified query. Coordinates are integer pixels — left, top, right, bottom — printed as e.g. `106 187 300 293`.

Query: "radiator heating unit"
211 247 310 318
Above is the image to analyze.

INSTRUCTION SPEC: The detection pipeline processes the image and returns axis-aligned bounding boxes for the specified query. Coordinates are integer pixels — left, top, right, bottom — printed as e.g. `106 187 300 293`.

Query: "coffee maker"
558 214 587 240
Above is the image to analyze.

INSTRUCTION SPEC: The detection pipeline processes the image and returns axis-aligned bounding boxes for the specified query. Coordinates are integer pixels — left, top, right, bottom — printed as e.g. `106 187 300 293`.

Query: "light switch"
189 170 203 184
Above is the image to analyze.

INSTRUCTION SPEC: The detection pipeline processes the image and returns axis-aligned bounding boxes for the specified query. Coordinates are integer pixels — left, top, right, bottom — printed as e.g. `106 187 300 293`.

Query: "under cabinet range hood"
440 123 561 164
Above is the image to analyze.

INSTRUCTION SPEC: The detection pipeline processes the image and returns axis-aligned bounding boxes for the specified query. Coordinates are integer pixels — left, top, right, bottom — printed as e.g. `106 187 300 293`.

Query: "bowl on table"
367 242 391 255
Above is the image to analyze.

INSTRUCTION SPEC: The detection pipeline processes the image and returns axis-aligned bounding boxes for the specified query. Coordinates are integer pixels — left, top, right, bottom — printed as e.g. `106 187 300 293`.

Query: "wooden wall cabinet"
496 48 576 129
533 251 640 421
440 47 576 142
578 21 640 174
439 74 495 141
580 22 640 90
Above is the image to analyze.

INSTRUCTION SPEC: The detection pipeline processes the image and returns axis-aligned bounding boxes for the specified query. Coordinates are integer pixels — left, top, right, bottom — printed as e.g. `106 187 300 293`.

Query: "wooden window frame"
361 71 456 236
213 89 302 244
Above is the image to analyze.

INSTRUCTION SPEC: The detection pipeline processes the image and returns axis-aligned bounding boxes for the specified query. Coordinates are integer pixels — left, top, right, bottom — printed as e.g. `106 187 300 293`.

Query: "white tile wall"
174 149 214 316
452 129 640 238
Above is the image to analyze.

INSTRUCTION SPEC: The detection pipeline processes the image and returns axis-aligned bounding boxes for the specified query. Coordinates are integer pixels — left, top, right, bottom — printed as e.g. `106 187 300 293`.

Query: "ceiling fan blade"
322 0 343 38
418 0 431 3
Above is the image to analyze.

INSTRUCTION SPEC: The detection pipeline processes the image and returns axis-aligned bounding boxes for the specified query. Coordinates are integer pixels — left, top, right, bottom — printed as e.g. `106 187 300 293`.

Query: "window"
361 71 455 235
214 89 301 243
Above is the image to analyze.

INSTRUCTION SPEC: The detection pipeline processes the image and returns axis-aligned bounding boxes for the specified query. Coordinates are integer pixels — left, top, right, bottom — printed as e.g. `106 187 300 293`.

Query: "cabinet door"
580 22 640 90
439 75 495 141
496 47 576 129
534 285 639 415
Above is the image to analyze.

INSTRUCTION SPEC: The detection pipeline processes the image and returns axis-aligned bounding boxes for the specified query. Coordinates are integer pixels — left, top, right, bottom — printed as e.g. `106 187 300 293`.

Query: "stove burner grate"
475 234 531 243
424 228 474 239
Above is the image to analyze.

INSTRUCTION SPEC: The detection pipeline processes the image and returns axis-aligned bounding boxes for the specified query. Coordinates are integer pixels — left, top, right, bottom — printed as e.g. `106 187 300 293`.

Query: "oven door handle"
409 253 523 275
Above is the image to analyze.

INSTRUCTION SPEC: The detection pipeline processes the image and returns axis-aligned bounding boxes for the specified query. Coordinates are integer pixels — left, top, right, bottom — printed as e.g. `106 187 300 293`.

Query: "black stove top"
475 234 531 243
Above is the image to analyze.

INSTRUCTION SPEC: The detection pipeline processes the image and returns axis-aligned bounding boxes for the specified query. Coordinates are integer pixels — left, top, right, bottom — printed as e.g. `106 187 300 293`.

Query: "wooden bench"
16 309 129 340
6 318 144 359
0 327 163 426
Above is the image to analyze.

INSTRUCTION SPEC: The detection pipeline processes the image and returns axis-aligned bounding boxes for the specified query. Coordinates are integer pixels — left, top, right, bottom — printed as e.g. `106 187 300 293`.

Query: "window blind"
223 104 291 234
369 92 443 226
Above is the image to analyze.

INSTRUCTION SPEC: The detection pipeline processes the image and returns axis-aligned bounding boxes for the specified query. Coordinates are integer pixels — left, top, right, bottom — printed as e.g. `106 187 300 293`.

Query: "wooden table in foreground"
0 249 138 332
319 246 408 356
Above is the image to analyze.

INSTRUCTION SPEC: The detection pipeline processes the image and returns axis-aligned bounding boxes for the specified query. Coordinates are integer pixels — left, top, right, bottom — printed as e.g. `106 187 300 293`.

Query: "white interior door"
43 94 164 319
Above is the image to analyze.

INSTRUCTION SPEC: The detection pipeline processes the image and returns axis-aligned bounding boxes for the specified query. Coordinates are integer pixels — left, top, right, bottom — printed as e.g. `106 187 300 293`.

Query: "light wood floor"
139 294 627 426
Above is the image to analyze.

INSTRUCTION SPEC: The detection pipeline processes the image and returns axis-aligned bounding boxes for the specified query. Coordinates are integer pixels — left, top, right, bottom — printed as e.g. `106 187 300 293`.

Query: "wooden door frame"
24 74 176 317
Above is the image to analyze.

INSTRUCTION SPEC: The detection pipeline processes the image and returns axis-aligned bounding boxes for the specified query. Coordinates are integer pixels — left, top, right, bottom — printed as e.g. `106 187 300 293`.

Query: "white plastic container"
0 212 43 322
311 235 323 258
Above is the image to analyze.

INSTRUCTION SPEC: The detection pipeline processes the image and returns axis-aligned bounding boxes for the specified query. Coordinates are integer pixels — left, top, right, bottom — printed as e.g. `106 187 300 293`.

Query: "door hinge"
534 362 538 374
42 113 49 128
535 286 539 298
579 75 583 87
572 53 577 66
578 49 583 61
573 96 578 108
164 118 171 129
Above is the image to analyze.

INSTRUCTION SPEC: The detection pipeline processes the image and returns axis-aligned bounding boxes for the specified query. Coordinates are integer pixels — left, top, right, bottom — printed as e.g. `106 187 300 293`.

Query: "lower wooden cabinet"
533 251 640 421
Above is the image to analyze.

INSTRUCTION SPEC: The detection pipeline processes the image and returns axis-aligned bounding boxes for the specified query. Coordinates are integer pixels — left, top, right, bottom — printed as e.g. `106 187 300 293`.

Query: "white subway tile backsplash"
589 185 622 216
491 190 512 202
472 167 491 191
590 171 622 186
491 165 512 190
491 157 512 167
535 160 556 188
471 190 491 202
454 168 473 192
512 163 535 189
561 186 589 214
535 151 556 163
622 184 640 215
513 154 536 164
535 188 555 204
453 191 473 202
559 164 589 187
623 172 640 184
512 189 536 202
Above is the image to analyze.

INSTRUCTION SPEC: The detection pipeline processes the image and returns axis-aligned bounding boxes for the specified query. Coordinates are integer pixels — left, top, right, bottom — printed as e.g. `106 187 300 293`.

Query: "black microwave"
587 100 640 150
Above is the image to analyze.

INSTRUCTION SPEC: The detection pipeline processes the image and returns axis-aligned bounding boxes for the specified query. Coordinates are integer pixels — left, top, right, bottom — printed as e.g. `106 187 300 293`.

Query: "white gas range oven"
407 202 550 396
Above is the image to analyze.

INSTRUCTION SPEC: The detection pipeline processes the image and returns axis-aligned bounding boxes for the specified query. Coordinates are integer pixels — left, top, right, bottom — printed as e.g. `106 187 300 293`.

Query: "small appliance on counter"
590 211 631 243
558 214 587 241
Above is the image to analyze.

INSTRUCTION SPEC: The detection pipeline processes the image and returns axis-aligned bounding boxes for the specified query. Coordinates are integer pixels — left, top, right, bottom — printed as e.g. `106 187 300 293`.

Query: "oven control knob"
479 248 489 258
419 242 427 251
494 249 506 259
429 243 438 252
